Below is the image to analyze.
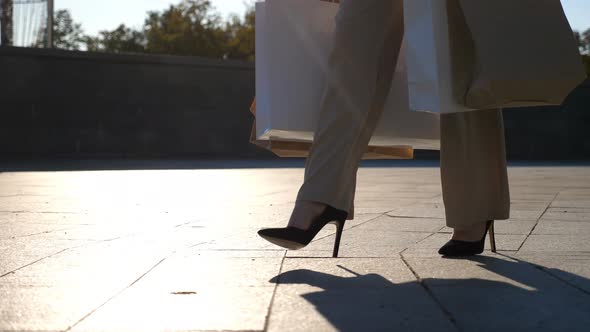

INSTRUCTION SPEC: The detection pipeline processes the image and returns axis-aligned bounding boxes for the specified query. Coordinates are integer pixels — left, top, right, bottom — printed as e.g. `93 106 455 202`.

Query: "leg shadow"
269 256 590 331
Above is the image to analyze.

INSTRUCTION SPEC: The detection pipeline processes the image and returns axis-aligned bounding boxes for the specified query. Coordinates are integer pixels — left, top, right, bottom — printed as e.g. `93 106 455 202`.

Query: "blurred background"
0 0 588 161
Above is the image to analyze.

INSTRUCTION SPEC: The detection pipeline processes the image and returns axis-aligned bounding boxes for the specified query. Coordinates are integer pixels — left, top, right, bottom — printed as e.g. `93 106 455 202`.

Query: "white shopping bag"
255 0 440 151
404 0 586 114
403 0 472 114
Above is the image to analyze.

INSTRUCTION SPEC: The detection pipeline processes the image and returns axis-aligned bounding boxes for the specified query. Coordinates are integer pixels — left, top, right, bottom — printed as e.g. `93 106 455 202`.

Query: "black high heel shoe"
257 206 348 258
438 220 497 256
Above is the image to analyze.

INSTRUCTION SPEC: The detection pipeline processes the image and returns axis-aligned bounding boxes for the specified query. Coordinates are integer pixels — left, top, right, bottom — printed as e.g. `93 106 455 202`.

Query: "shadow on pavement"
269 255 590 331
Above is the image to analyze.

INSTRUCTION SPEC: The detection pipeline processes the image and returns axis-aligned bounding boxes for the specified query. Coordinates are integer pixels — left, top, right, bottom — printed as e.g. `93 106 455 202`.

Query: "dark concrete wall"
0 46 589 159
0 47 272 158
504 79 590 160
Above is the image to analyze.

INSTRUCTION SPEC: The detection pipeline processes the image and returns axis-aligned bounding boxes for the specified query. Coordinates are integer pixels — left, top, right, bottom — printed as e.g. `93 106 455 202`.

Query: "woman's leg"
292 0 405 228
440 109 511 238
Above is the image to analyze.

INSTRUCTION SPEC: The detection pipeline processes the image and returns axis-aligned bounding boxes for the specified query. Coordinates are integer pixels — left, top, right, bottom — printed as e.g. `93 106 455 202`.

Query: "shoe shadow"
269 255 590 332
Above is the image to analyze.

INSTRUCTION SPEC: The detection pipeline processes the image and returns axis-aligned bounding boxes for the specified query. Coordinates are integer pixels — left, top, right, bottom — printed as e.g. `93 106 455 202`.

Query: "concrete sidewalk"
1 161 590 331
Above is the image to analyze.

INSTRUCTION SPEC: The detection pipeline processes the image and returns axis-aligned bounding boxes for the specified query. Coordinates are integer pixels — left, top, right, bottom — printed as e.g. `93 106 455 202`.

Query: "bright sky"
56 0 254 35
57 0 589 36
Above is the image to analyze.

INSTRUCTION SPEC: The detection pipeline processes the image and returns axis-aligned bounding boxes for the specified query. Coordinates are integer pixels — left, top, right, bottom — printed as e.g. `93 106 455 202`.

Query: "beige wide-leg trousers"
296 0 510 229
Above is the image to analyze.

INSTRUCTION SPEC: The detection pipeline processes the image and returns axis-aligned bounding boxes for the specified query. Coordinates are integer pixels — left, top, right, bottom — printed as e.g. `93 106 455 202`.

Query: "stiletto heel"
332 220 345 258
438 220 497 256
488 221 497 253
257 206 348 257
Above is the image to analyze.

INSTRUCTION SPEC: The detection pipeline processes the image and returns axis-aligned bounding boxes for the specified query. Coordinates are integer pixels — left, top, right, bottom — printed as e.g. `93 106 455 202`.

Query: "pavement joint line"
189 241 218 248
262 251 287 332
174 221 193 228
0 194 49 198
65 255 170 332
8 226 78 239
385 215 445 220
0 234 134 278
408 227 446 249
0 245 83 278
0 330 60 332
499 253 590 297
194 249 286 251
309 213 386 244
0 211 83 214
516 191 561 252
550 205 590 209
285 255 411 259
399 251 462 332
533 264 590 297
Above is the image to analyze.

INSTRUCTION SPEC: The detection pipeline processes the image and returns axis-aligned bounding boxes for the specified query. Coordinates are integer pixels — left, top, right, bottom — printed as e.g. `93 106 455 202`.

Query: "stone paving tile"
514 252 590 294
409 232 527 252
495 219 539 235
0 222 79 240
533 219 590 235
268 258 455 332
0 238 87 277
519 234 590 252
198 214 383 251
556 198 590 206
353 215 444 233
507 207 548 221
196 229 279 251
187 248 286 258
403 253 590 332
510 199 552 209
352 206 398 215
541 207 590 222
345 198 419 215
551 192 590 208
71 254 283 332
441 219 539 235
509 193 557 201
0 211 85 225
0 238 173 332
2 164 590 331
286 231 432 258
196 201 296 229
386 202 446 219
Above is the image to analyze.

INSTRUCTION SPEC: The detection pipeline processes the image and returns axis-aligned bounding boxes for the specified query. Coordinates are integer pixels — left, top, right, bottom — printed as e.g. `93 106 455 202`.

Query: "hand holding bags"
254 0 440 158
404 0 587 114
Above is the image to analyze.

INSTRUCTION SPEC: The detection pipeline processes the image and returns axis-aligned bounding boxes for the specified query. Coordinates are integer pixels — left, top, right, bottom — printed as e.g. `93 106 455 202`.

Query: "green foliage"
574 29 590 77
579 29 589 55
94 25 146 53
52 9 86 50
49 1 256 60
224 7 255 61
143 0 227 57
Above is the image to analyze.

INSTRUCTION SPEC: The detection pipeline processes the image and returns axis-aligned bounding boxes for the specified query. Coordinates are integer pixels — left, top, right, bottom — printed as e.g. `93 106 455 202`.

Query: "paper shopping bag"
255 0 440 154
459 0 587 109
249 98 414 159
404 0 587 114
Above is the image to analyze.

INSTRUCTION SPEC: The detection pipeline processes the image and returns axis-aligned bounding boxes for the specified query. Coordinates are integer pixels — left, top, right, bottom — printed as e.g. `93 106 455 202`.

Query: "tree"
223 6 255 61
52 9 86 50
1 0 14 46
577 29 589 54
574 29 590 76
143 0 227 57
92 24 146 53
29 1 258 61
